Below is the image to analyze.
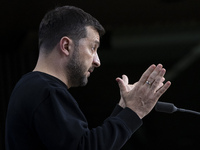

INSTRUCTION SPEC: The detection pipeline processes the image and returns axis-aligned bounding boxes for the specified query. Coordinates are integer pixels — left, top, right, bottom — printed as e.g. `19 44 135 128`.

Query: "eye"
91 45 97 52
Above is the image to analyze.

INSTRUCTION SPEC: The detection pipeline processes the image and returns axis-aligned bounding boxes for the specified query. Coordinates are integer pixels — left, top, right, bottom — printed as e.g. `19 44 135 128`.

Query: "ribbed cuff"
116 107 143 133
110 104 123 117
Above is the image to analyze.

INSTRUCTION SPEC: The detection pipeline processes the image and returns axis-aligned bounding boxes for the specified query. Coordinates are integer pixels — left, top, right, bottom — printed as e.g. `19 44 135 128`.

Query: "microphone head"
155 101 178 113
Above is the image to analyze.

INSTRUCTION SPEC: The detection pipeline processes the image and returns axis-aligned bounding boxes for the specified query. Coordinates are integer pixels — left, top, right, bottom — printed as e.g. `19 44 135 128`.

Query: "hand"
118 74 165 108
118 75 137 108
118 66 166 108
116 64 171 119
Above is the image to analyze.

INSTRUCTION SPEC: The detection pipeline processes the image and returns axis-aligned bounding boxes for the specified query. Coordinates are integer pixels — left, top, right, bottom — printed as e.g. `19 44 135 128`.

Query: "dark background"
1 0 200 149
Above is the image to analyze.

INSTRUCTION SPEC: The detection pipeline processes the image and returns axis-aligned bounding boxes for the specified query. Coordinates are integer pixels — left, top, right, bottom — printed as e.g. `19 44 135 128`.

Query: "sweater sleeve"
110 104 123 117
32 88 143 150
78 108 142 150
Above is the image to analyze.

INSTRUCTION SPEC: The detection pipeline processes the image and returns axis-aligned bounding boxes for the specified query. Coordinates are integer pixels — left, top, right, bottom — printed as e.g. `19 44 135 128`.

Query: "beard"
67 47 89 87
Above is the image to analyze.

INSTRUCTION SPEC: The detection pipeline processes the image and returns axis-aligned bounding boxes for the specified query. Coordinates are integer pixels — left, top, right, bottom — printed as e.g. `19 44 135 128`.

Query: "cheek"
78 48 94 68
79 55 92 71
82 53 94 66
84 58 93 69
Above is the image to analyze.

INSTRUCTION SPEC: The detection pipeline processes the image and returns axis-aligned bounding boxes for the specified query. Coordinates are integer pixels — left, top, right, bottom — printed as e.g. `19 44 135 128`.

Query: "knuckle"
153 76 162 85
153 80 159 85
148 75 154 81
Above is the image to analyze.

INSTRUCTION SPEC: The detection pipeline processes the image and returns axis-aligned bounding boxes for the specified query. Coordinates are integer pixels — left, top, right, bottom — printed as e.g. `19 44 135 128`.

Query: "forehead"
85 26 100 42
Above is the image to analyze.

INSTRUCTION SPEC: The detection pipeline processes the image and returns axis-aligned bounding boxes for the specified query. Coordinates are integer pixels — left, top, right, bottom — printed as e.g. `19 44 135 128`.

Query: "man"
5 5 171 150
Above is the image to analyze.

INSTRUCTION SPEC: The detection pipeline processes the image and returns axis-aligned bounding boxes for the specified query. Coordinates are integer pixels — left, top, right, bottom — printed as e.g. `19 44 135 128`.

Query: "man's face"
67 26 101 87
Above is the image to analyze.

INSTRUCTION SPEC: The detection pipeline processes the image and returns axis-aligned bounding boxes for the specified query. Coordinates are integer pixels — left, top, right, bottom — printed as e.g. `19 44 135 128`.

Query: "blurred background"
1 0 200 149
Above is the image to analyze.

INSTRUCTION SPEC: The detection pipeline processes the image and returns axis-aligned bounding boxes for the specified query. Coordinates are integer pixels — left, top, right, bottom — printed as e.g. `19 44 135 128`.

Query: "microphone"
155 101 200 115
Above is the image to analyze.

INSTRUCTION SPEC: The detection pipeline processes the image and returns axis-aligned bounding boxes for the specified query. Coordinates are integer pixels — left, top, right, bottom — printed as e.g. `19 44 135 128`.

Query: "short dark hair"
38 5 105 52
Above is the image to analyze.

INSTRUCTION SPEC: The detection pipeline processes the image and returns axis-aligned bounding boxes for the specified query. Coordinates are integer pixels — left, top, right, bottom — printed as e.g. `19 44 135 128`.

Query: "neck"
33 50 70 88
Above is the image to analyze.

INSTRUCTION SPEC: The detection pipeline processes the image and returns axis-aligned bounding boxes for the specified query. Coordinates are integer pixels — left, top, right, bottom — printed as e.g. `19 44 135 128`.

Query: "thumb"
122 75 129 85
116 77 127 93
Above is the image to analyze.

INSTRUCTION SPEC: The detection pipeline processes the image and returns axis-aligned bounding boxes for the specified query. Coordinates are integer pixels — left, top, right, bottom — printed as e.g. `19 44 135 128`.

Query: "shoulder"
10 71 71 108
15 71 67 92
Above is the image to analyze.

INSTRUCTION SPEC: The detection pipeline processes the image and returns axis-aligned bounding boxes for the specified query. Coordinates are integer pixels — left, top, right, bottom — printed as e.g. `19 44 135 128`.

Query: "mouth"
87 68 94 77
88 68 94 73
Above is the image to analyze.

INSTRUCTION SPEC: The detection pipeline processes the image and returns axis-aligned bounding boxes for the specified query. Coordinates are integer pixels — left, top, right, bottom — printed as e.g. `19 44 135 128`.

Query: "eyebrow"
94 40 100 47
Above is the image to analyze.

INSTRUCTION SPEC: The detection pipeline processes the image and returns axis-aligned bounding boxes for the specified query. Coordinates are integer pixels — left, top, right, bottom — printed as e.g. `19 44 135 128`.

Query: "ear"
59 36 73 56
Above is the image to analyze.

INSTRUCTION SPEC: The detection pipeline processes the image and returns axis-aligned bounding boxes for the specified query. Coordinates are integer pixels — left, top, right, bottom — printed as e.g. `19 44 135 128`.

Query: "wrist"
118 98 126 108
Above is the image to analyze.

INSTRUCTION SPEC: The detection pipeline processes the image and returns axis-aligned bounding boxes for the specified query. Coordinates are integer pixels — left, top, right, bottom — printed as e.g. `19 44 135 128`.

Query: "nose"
93 52 101 67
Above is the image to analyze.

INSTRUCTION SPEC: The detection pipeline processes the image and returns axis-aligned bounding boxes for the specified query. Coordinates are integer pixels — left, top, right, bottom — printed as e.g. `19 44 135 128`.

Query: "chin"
78 76 88 87
82 79 88 86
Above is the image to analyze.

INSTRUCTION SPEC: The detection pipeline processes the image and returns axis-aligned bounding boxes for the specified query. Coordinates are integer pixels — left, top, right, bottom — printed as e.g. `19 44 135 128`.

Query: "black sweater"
5 72 142 150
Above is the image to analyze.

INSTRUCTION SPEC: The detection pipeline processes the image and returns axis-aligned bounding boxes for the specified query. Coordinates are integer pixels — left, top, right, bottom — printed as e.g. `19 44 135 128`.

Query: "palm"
118 75 137 108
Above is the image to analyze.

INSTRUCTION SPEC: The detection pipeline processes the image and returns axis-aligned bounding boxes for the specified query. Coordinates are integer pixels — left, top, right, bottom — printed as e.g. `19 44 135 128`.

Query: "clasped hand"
116 64 171 119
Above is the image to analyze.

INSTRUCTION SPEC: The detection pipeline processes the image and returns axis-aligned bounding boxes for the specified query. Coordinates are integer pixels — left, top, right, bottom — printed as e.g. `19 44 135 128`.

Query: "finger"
155 82 164 92
155 77 165 90
138 64 156 85
116 77 127 93
161 77 165 83
155 81 171 99
122 75 129 85
145 64 163 85
150 68 166 91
